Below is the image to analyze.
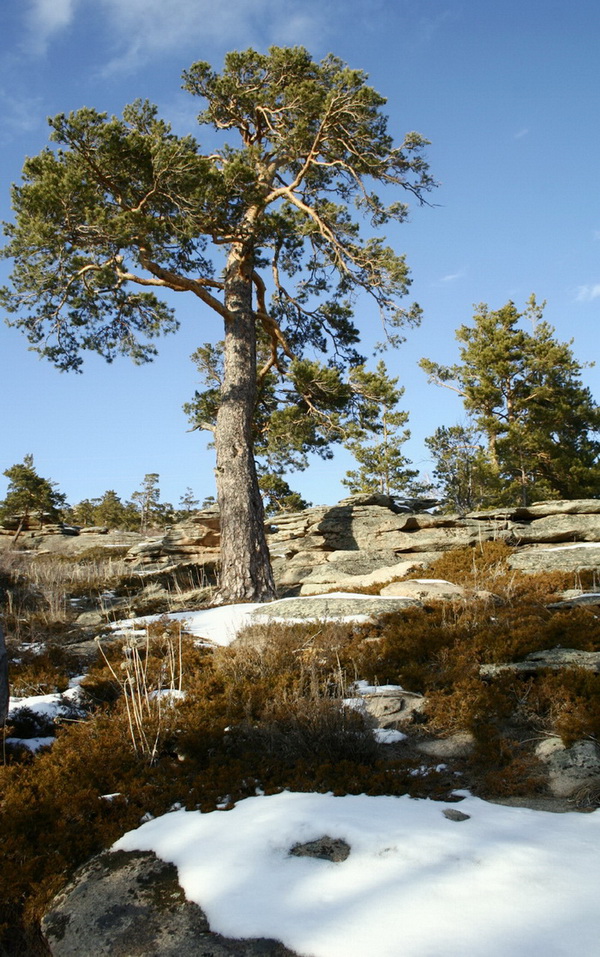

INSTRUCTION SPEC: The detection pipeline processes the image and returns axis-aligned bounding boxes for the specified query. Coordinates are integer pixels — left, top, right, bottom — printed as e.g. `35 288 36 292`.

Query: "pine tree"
130 474 162 533
1 47 433 601
342 361 417 497
424 424 493 513
176 488 200 521
258 474 311 516
65 498 97 527
0 455 67 539
91 490 139 530
421 297 600 505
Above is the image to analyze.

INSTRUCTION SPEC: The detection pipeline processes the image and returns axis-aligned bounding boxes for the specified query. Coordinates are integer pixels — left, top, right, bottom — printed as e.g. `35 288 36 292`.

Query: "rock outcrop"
42 849 297 957
535 738 600 799
123 496 600 595
480 648 600 678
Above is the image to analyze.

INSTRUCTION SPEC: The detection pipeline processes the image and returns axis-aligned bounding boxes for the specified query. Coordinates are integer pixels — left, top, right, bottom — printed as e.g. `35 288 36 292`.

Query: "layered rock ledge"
124 495 600 594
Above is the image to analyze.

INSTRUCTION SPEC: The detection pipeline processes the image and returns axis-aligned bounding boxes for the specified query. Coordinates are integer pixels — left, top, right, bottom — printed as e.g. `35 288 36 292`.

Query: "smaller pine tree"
421 297 600 505
342 361 417 498
0 455 67 539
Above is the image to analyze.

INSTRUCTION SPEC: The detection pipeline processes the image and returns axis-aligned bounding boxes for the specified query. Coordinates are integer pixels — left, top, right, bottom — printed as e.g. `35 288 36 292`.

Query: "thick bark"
0 620 8 726
214 246 277 603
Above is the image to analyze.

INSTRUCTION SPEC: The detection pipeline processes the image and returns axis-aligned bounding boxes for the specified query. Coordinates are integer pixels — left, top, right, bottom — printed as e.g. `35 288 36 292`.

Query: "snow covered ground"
115 789 600 957
9 597 600 954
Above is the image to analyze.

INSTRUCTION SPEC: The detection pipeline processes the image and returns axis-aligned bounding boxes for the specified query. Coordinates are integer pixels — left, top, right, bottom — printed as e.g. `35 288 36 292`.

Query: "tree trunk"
0 620 8 727
12 508 28 545
214 246 277 603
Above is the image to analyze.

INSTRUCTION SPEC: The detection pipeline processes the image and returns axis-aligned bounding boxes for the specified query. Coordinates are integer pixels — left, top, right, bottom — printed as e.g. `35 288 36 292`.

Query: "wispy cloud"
514 128 529 139
21 0 329 72
0 88 45 143
440 269 466 283
25 0 79 53
575 284 600 302
96 0 328 75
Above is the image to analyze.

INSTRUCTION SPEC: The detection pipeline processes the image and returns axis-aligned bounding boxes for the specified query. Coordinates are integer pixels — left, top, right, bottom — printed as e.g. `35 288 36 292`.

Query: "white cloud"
94 0 328 75
514 127 529 139
25 0 79 52
575 284 600 302
0 88 45 142
440 269 465 283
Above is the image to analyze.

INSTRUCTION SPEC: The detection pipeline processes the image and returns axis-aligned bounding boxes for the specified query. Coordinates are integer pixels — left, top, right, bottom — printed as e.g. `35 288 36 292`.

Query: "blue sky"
1 0 599 510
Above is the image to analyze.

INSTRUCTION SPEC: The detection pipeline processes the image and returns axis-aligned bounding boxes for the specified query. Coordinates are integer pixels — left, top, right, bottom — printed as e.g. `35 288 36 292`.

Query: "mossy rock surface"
42 848 297 956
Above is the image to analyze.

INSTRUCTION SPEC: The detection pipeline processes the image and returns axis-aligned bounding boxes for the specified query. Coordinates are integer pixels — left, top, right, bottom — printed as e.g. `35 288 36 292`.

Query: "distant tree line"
0 462 208 536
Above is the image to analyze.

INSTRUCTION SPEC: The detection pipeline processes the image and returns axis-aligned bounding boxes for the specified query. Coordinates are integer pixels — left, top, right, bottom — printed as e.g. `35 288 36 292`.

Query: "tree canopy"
1 46 434 599
421 297 600 506
0 455 67 538
342 361 417 496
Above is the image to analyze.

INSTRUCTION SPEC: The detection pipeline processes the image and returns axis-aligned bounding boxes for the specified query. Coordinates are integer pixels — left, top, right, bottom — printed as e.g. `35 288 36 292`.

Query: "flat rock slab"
547 593 600 610
535 738 600 799
249 595 419 622
511 514 600 544
351 689 426 727
415 732 476 759
42 849 297 957
480 648 600 677
380 579 465 600
508 544 600 574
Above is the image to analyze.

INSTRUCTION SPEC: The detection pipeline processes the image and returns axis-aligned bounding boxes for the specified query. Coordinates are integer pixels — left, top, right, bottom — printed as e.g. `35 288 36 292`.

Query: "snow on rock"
114 790 600 957
8 685 82 720
111 603 264 647
110 594 409 648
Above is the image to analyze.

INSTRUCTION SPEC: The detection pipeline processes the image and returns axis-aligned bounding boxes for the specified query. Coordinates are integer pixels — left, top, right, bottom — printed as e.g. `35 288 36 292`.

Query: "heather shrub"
423 540 515 588
525 668 600 746
341 596 600 763
224 694 379 766
9 642 74 697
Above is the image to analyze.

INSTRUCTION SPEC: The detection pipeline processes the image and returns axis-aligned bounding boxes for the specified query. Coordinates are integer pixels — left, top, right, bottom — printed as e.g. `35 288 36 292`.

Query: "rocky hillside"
124 494 600 594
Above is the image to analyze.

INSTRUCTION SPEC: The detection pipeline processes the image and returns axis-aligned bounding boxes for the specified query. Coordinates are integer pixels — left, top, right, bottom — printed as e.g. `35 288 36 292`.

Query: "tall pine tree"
1 47 433 601
0 455 67 539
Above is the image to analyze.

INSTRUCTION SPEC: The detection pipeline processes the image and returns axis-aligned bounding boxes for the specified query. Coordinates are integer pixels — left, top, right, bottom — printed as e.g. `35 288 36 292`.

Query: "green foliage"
130 472 174 532
421 297 600 505
185 341 351 479
258 474 311 516
425 424 494 513
2 47 433 381
0 455 67 530
176 487 200 521
66 489 140 530
342 360 417 496
66 478 176 531
186 347 418 507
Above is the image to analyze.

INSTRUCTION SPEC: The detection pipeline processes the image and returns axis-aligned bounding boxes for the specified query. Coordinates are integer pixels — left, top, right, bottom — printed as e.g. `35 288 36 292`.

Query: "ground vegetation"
0 541 599 952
